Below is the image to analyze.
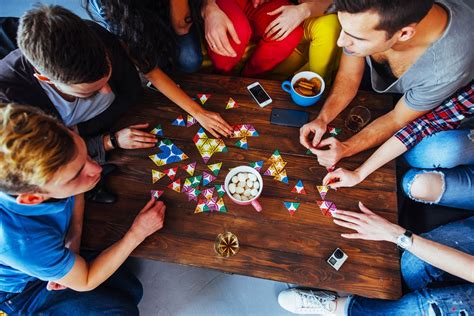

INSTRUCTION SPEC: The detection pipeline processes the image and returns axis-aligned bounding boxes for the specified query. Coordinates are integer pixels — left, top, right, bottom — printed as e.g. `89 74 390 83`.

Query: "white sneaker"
278 288 337 315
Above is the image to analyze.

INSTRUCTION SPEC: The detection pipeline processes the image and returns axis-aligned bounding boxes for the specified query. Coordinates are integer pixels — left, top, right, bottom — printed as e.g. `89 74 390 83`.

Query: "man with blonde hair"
0 103 165 314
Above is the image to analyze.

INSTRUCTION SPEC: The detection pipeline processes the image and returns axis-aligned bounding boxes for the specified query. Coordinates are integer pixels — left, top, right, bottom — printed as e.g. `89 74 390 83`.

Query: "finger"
131 135 158 143
333 209 366 221
129 123 149 129
333 219 359 231
317 137 336 149
205 34 218 54
46 282 53 291
215 124 231 137
331 212 364 225
264 20 279 38
131 130 158 138
270 27 287 41
131 142 156 149
299 127 312 149
267 6 284 16
141 197 156 212
207 127 220 138
215 116 233 134
276 29 291 41
312 130 325 147
226 21 241 45
213 35 230 57
359 201 375 215
341 233 366 240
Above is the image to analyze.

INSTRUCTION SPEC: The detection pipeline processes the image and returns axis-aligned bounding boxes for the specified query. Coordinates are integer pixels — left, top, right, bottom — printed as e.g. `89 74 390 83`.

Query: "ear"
33 73 53 84
397 24 417 42
16 193 47 205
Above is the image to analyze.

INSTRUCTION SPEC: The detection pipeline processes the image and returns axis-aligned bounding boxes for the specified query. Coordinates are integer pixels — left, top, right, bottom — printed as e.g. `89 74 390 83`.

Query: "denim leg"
176 24 203 73
403 129 474 169
347 284 474 316
401 216 474 290
346 217 474 315
402 166 474 210
0 264 142 315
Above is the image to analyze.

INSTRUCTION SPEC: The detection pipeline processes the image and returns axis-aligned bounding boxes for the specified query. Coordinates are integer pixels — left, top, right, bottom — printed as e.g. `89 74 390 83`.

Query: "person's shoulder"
85 19 121 47
0 49 34 82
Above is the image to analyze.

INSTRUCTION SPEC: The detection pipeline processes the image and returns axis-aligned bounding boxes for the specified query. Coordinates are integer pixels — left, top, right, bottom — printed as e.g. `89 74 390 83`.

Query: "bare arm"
65 193 85 253
170 0 192 35
323 136 407 188
300 53 365 149
342 97 429 157
333 202 474 283
53 199 165 292
146 68 232 138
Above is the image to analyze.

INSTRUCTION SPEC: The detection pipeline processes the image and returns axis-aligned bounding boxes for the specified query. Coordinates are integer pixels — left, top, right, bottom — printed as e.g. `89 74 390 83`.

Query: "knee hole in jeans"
408 172 445 204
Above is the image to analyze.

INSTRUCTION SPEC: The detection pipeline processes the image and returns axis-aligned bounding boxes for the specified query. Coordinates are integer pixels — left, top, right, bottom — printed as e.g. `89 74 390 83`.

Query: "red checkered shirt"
394 81 474 149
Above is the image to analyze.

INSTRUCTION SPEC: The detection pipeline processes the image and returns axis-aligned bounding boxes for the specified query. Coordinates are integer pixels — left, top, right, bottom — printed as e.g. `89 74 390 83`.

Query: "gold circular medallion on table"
214 232 239 258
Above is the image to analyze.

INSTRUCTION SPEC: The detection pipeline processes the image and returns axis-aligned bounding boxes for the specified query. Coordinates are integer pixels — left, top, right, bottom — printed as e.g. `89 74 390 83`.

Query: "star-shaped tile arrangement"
193 128 227 163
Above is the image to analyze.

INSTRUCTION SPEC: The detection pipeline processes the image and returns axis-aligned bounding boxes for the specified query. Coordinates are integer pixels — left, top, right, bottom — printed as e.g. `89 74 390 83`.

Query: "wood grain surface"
82 73 401 299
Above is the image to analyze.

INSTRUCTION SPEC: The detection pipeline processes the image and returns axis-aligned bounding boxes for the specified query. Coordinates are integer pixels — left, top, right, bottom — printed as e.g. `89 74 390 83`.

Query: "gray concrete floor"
1 2 296 315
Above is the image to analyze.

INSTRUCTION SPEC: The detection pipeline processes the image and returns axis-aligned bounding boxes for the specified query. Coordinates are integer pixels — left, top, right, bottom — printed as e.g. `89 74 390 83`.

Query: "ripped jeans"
402 129 474 210
346 216 474 316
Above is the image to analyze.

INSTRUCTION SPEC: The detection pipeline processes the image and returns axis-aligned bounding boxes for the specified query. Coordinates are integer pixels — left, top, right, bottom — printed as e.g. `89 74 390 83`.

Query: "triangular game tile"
225 97 238 109
163 167 178 181
186 115 197 127
182 162 196 176
150 124 163 136
202 171 217 186
249 160 264 172
197 94 211 105
284 202 300 216
207 162 222 176
151 190 164 200
291 180 307 194
214 184 226 197
152 170 166 184
274 169 288 184
317 185 329 200
171 115 186 126
167 179 181 192
235 137 248 149
201 187 215 200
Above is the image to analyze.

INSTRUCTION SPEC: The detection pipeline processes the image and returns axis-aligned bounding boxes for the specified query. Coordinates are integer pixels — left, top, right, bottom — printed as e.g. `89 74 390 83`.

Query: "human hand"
265 5 307 41
323 168 363 189
194 109 233 138
312 137 348 167
204 2 240 57
115 123 157 149
332 202 404 243
252 0 270 8
299 118 327 150
47 281 67 291
128 198 166 242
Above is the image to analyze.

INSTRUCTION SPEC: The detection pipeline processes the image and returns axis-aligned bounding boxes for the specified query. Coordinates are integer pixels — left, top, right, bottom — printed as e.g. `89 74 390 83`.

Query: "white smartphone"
247 82 272 107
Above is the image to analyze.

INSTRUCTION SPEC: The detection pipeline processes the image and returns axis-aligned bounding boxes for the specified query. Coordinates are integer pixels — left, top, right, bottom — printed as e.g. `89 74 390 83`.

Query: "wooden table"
83 73 401 300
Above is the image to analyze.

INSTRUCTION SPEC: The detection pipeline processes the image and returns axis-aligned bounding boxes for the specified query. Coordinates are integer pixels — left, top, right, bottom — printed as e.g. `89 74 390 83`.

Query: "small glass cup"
344 106 371 132
214 232 239 258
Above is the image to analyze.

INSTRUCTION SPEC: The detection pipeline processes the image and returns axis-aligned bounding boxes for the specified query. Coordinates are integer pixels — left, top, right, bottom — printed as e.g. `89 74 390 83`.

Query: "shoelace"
299 291 336 312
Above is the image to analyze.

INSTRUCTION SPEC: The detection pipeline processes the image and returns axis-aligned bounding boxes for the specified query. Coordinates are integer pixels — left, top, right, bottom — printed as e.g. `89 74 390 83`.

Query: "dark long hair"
84 0 203 73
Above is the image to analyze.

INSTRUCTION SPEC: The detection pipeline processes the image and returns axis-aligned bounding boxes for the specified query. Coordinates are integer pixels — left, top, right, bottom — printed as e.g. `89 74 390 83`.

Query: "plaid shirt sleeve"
394 81 474 149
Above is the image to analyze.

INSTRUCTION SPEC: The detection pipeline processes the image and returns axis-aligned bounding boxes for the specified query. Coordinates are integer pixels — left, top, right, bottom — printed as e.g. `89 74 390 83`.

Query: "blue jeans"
347 217 474 315
175 24 203 73
0 258 142 315
402 129 474 210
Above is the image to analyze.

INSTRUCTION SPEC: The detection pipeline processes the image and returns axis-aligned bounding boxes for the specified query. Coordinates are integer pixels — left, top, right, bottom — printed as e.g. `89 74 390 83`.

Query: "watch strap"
109 133 119 149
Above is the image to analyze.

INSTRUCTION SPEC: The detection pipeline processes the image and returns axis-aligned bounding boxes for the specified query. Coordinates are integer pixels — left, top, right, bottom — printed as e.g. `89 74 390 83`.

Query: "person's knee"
403 170 444 203
305 14 341 42
178 48 203 73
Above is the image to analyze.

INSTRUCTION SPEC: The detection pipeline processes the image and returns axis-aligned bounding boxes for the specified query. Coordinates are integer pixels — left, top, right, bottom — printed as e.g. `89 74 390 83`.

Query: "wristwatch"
109 133 120 149
396 230 413 250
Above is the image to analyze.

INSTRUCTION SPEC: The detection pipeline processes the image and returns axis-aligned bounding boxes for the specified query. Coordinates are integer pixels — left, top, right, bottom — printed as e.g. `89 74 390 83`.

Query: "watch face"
399 235 411 249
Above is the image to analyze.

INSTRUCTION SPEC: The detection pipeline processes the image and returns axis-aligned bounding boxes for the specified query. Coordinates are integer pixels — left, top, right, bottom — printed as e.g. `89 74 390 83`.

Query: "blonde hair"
0 103 76 194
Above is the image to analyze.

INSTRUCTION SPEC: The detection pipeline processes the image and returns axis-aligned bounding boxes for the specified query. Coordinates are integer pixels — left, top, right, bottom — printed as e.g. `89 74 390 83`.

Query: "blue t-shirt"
0 193 76 293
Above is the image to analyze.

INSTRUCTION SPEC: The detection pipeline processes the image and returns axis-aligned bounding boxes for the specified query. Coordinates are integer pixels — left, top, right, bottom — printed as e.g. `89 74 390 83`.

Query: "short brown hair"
17 4 110 84
0 103 76 194
334 0 434 38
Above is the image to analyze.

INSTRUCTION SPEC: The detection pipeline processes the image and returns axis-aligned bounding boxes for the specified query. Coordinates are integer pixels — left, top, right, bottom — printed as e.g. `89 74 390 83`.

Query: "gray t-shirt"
38 80 115 127
367 0 474 111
